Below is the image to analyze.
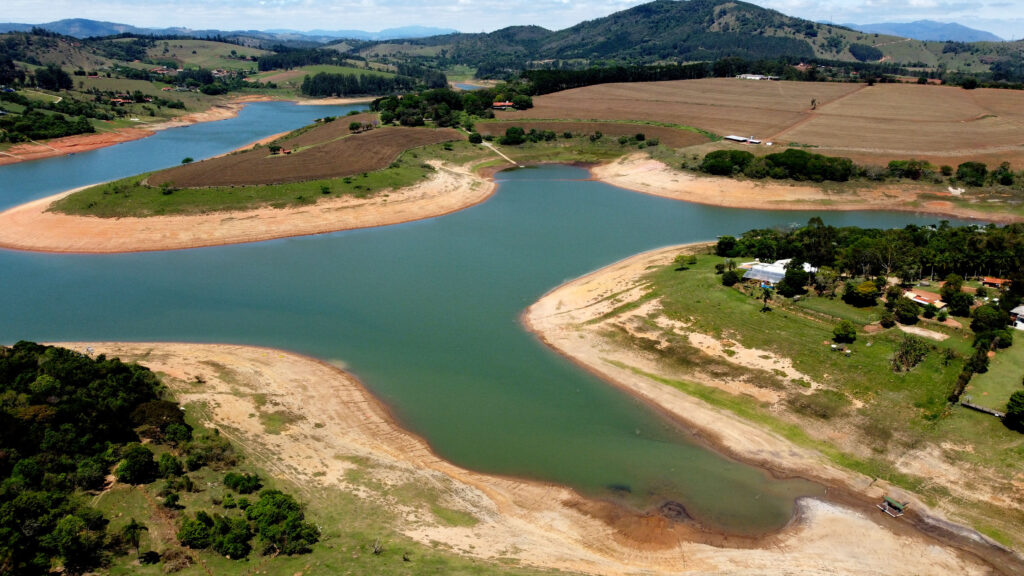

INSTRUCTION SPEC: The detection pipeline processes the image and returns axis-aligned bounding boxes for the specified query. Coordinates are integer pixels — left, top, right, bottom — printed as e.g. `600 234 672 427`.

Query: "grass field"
502 78 1024 168
968 341 1024 411
475 121 711 148
250 64 395 86
147 39 269 71
617 253 1024 547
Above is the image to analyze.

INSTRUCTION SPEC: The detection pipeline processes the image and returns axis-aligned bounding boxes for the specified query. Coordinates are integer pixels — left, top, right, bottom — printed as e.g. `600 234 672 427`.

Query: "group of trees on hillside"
0 342 319 574
371 84 532 127
700 149 1022 190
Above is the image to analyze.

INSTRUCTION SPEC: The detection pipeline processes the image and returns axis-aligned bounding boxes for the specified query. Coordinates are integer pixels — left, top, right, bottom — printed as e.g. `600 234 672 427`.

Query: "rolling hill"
845 20 1003 43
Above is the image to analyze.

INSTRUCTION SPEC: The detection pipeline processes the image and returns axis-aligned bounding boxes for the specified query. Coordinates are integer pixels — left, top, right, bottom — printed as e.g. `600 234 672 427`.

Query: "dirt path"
0 161 494 253
46 340 1005 575
767 84 869 142
591 154 1023 223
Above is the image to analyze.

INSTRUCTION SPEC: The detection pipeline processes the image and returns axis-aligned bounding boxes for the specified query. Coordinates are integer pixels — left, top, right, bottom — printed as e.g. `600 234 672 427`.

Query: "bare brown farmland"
150 126 460 188
475 121 710 148
279 112 379 149
500 78 1024 166
498 78 862 140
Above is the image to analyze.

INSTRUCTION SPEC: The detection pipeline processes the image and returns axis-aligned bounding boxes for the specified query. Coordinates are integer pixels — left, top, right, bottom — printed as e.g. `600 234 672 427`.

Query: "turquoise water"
0 104 967 534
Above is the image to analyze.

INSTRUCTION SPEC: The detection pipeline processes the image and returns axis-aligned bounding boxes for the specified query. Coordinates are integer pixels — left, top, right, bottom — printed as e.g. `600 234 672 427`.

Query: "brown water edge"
520 243 1023 574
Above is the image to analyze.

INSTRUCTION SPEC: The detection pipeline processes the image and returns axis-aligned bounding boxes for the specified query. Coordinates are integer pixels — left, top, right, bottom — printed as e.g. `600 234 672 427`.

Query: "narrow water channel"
0 103 966 534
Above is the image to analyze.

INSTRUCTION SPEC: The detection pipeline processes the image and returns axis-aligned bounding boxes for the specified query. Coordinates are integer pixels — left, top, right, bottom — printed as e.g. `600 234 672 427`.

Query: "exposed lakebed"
0 102 969 535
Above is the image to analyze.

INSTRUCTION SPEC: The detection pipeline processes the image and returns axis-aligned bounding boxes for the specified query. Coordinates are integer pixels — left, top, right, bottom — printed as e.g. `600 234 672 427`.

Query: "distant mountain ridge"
0 18 457 41
844 20 1002 42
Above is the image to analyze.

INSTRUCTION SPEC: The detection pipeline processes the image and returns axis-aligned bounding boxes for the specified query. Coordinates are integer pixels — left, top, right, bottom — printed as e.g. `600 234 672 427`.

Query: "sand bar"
41 340 1010 575
0 162 493 253
593 154 1024 224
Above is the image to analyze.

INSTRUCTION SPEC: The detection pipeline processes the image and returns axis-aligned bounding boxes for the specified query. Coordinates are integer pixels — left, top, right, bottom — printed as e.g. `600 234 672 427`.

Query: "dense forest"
0 342 319 574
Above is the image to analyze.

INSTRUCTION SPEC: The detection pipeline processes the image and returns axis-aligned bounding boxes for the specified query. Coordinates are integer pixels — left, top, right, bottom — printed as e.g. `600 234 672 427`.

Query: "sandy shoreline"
0 161 494 253
45 340 1003 575
593 154 1024 224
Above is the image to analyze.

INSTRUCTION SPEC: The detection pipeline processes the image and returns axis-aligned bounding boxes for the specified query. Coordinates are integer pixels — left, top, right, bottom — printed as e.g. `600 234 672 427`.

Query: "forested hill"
412 0 830 73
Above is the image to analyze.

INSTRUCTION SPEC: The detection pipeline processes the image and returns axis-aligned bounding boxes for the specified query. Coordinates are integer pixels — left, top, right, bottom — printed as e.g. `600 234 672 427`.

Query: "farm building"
492 101 515 110
737 74 778 81
739 259 817 285
905 291 946 309
982 277 1011 290
724 135 748 143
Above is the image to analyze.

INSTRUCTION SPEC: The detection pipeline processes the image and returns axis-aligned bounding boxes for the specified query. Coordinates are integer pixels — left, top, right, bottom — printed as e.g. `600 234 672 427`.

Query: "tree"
947 291 974 317
971 304 1007 334
843 280 880 307
468 132 483 144
181 157 193 164
833 320 856 343
48 514 104 575
158 453 183 478
349 121 362 131
500 126 525 145
115 444 157 485
760 286 773 312
893 297 920 325
121 519 148 559
178 513 214 549
1006 391 1024 432
268 144 282 155
715 235 737 257
956 162 987 186
776 261 809 297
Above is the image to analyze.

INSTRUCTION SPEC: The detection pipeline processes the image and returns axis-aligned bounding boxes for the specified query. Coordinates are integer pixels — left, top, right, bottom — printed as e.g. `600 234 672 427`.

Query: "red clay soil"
149 126 461 188
476 121 710 148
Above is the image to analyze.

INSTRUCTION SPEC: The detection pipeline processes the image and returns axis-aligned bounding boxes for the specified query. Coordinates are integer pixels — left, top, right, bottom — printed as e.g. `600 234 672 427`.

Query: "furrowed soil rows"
150 126 460 188
498 78 861 140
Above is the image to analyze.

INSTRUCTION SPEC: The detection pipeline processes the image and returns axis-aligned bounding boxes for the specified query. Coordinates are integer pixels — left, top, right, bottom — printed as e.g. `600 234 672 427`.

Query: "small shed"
877 496 908 518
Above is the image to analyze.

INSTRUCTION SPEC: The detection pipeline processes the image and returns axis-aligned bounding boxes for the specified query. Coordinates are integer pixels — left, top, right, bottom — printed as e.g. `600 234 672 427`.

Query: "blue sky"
5 0 1023 39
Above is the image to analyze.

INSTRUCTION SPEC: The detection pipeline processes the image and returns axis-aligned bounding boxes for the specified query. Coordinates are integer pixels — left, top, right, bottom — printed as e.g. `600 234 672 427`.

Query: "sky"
4 0 1024 40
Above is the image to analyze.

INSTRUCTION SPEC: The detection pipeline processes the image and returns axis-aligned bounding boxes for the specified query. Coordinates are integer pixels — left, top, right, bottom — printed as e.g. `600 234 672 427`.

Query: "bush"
891 334 929 372
1005 391 1024 432
843 280 880 307
722 270 741 286
158 453 184 478
880 310 896 328
833 320 857 343
468 132 482 144
224 472 262 494
499 126 525 145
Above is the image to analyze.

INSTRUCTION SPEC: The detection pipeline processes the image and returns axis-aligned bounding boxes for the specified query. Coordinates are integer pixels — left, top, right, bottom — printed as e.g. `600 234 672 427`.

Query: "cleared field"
149 126 460 187
148 39 268 70
508 79 1024 167
278 112 379 148
499 78 861 141
476 121 710 148
251 65 394 85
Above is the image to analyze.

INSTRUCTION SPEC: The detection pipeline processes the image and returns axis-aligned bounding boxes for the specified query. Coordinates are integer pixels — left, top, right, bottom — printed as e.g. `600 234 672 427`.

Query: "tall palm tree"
121 518 148 559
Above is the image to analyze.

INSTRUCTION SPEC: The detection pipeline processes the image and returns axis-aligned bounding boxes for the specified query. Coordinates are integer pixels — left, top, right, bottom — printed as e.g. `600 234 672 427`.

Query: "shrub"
224 472 262 494
880 310 896 328
843 280 880 307
499 126 525 145
833 320 857 343
158 453 184 478
722 270 741 286
467 132 482 144
891 334 929 372
1005 391 1024 432
562 131 573 139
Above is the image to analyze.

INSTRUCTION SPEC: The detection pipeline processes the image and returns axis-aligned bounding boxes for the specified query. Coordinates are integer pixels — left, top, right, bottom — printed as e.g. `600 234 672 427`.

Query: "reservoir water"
0 102 964 534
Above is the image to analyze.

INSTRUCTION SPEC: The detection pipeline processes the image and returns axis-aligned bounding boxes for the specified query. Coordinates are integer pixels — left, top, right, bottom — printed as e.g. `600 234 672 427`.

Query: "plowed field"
475 121 709 148
150 126 460 188
499 78 1024 165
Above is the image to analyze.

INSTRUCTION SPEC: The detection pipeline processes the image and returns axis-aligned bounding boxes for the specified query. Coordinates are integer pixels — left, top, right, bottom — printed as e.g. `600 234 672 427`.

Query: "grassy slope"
95 401 556 576
620 255 1024 546
148 39 269 71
